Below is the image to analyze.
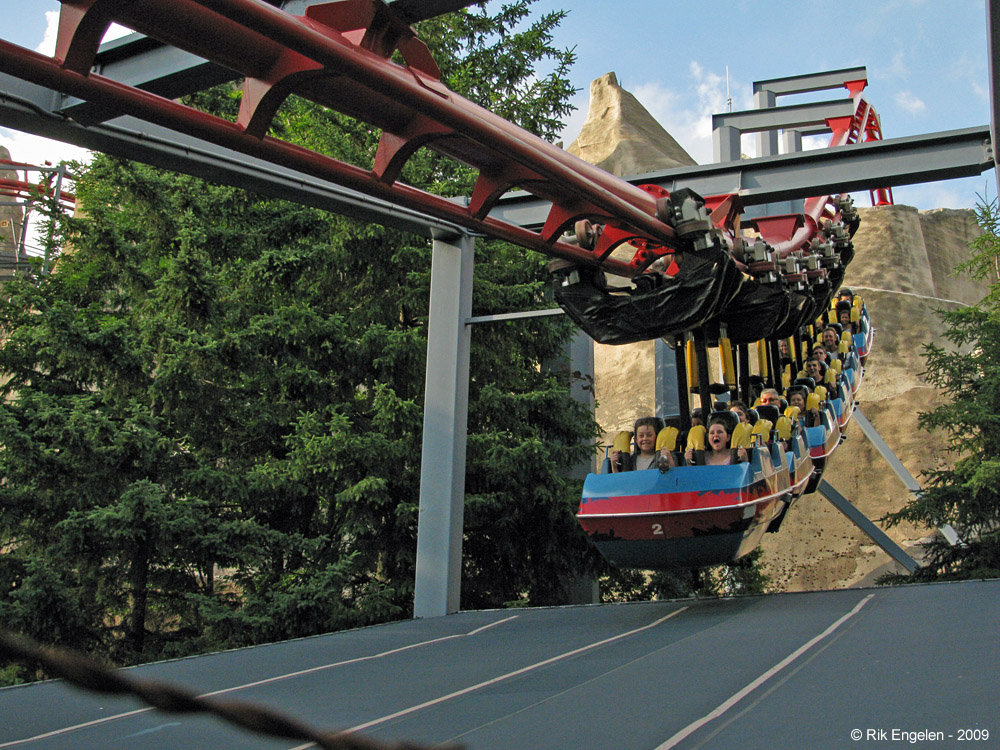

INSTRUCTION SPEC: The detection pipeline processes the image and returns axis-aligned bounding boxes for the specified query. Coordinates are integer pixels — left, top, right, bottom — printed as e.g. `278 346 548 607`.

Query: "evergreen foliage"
882 200 1000 581
599 548 770 602
0 1 597 681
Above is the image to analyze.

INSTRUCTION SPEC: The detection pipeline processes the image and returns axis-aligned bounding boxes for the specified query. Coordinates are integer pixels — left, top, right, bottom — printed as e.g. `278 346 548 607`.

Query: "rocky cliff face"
567 72 697 176
570 73 987 591
759 206 985 590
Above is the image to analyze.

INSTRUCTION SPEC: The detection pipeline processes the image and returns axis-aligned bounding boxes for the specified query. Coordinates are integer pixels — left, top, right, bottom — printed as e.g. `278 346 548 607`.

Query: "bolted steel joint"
663 187 712 240
547 258 581 286
837 195 859 223
829 222 851 248
747 239 780 282
689 228 721 253
814 239 835 258
748 238 773 262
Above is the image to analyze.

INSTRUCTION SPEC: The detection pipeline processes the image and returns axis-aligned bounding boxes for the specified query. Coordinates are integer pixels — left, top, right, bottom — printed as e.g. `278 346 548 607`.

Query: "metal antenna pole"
42 162 65 275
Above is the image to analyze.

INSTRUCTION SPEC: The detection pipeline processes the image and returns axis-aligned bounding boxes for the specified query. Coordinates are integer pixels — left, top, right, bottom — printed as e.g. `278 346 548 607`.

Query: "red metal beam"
39 0 695 276
0 177 76 205
0 36 648 275
0 0 878 281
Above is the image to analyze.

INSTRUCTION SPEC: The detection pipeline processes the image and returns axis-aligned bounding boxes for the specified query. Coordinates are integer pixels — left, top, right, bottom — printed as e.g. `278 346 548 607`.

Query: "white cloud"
1 13 135 173
36 10 59 54
893 90 926 115
883 48 909 80
951 53 988 104
625 62 753 165
0 127 90 168
801 134 832 151
36 11 133 55
558 61 756 166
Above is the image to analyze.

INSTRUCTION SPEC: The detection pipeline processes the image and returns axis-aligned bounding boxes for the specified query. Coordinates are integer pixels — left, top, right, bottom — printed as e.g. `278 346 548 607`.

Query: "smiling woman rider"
685 415 748 466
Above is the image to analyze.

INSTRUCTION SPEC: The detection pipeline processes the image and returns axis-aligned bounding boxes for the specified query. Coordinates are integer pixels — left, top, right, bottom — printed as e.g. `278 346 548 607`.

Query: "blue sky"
0 0 993 210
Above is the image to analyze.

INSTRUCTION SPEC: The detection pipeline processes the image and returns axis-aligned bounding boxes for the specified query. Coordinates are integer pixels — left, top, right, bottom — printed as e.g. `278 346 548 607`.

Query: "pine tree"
883 200 1000 580
0 1 596 677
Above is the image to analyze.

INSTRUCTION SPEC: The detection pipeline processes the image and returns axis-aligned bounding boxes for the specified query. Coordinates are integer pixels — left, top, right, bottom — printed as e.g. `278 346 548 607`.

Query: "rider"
610 416 669 472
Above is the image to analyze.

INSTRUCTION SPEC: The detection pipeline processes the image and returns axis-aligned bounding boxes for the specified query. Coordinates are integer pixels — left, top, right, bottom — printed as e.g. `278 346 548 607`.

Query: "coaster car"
577 427 793 569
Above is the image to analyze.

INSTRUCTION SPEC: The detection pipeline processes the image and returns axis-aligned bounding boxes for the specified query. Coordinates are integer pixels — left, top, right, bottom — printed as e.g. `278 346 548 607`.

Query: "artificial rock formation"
567 71 696 177
759 206 985 590
0 145 25 281
566 73 987 591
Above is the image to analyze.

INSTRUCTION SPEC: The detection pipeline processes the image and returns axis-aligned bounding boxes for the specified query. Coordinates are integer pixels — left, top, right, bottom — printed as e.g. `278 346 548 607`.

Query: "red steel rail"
0 0 885 278
17 0 718 276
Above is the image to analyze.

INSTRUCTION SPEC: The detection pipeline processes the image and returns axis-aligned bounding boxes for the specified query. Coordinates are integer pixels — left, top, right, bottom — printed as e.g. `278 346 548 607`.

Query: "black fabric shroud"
770 290 814 340
702 277 793 344
554 250 743 345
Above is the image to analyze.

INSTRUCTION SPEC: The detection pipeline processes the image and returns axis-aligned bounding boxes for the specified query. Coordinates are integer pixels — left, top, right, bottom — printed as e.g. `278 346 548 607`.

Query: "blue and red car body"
577 446 791 569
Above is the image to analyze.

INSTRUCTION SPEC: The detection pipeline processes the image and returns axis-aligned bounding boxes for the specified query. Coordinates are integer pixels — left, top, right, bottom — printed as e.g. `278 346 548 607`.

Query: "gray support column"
563 328 599 605
566 329 596 477
782 129 803 154
754 89 779 158
818 480 920 573
988 0 1000 200
654 337 680 418
413 232 474 618
713 124 741 163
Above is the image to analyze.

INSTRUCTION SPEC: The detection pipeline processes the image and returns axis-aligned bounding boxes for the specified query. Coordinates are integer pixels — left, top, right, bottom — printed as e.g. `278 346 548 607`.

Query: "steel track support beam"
0 75 464 238
711 98 855 136
853 409 960 546
654 338 681 419
818 480 920 574
713 125 741 164
753 67 868 98
753 88 779 159
490 126 995 228
413 231 474 618
782 129 803 154
2 79 992 233
558 327 599 605
988 0 1000 200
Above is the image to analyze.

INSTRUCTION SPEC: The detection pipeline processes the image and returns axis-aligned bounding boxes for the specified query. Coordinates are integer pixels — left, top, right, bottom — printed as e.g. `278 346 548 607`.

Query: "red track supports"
26 0 710 275
0 36 649 274
0 0 888 278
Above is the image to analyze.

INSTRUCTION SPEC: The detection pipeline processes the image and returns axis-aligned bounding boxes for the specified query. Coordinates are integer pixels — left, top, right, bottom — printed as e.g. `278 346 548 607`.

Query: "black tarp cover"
770 289 814 340
554 250 743 345
702 278 794 344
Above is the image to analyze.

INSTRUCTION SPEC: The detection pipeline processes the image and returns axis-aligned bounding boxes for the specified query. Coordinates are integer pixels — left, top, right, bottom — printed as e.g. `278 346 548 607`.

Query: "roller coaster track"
0 162 76 208
0 0 943 595
0 0 886 290
0 0 904 584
